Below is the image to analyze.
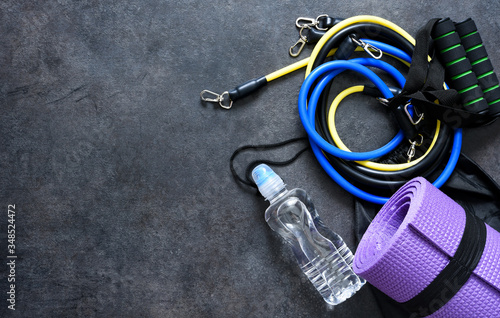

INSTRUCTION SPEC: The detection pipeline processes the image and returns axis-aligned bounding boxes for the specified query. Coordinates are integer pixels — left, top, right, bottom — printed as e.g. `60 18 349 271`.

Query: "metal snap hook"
289 25 310 57
407 134 424 162
200 90 233 109
295 17 316 29
200 90 221 103
350 36 384 60
289 38 307 57
314 14 330 31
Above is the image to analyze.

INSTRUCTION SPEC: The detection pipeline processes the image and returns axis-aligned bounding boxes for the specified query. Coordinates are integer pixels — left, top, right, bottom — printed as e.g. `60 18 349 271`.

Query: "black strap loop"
229 137 310 188
402 211 487 317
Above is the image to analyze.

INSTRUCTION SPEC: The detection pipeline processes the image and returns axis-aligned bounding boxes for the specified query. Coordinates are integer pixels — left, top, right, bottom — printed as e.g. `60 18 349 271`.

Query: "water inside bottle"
252 164 364 306
268 195 364 305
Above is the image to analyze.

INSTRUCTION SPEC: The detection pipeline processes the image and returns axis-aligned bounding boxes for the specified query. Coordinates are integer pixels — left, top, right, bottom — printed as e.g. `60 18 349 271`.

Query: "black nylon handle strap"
388 19 459 125
388 19 446 111
402 211 487 317
387 19 497 128
405 18 441 93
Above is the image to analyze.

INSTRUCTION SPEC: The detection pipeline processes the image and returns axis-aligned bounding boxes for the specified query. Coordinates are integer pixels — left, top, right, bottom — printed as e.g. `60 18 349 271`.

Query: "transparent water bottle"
252 164 365 306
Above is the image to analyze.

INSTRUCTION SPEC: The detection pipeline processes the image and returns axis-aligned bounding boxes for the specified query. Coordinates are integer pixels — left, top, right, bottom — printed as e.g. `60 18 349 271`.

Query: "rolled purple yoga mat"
353 177 500 318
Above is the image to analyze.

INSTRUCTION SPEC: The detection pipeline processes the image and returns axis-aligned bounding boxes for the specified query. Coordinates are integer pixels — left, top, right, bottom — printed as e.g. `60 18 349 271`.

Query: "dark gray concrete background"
1 1 500 317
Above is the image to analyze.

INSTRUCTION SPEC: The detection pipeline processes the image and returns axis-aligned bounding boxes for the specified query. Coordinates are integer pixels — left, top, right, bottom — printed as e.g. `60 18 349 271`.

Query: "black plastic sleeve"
363 85 402 97
303 27 327 44
228 76 268 101
317 16 343 29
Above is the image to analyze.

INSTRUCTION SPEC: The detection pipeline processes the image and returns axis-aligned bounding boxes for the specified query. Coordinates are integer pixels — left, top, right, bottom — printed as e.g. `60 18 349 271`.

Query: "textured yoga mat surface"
353 177 500 318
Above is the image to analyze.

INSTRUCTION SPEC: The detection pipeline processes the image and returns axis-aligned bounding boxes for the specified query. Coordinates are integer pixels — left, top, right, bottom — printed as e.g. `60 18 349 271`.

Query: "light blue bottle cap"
251 164 285 201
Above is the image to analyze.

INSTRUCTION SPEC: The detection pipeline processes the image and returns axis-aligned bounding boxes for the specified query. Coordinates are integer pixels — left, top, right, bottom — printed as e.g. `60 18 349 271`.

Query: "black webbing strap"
229 137 310 188
402 211 487 317
388 19 494 128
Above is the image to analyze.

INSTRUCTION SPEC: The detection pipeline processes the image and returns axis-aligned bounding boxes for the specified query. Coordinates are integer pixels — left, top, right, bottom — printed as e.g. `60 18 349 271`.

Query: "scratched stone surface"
1 1 500 317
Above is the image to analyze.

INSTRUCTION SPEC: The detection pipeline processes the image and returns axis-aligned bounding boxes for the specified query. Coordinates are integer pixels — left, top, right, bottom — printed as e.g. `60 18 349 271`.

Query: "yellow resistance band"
266 15 415 82
305 15 415 76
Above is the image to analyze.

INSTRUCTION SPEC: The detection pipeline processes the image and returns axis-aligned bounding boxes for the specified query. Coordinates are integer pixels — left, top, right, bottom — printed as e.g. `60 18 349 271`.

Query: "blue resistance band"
299 60 403 161
298 49 462 204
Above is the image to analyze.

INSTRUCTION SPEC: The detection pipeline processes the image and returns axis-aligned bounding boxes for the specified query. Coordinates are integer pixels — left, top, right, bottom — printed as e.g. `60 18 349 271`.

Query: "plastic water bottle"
252 164 365 306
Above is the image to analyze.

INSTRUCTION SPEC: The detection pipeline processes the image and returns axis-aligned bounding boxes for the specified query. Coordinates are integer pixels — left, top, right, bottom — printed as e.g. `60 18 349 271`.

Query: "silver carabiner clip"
295 14 330 30
407 134 424 162
289 38 307 57
200 90 233 110
289 25 310 57
314 14 330 31
350 36 383 59
295 17 316 29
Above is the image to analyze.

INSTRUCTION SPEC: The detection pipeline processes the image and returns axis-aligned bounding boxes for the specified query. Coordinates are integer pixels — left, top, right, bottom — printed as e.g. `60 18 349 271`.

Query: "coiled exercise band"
298 56 461 204
309 23 458 197
299 60 404 161
296 16 461 203
206 15 464 203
